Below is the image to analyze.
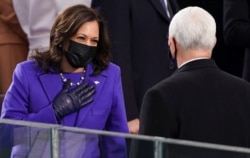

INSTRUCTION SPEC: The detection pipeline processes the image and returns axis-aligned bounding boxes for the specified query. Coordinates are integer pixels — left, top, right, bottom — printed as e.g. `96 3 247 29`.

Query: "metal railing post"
51 127 59 158
154 137 164 158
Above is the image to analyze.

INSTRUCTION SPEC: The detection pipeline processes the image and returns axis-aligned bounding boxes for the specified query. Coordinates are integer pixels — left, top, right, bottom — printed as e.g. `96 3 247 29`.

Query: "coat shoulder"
15 60 41 74
104 62 121 74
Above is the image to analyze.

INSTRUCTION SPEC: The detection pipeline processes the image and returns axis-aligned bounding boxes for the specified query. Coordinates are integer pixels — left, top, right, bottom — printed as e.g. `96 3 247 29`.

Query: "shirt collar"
178 57 209 68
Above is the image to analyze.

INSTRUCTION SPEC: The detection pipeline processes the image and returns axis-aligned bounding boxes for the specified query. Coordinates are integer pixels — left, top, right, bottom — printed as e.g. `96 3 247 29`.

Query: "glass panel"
163 142 250 158
1 118 250 158
162 139 250 158
128 137 250 158
57 127 128 158
56 130 99 158
0 124 53 158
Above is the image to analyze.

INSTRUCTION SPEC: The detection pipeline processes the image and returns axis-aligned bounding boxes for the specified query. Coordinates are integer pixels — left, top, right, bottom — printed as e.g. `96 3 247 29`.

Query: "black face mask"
65 40 97 68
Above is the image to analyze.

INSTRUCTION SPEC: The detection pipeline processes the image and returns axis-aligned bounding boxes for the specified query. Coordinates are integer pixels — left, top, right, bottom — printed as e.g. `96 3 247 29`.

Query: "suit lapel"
150 0 170 21
38 72 80 125
39 72 62 103
175 59 218 74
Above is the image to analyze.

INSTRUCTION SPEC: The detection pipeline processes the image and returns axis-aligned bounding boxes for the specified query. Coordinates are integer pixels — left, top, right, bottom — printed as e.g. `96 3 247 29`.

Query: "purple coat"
1 60 128 158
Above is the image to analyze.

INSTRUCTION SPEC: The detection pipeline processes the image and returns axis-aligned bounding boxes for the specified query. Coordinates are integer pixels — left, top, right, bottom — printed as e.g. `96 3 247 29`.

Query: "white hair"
169 6 216 50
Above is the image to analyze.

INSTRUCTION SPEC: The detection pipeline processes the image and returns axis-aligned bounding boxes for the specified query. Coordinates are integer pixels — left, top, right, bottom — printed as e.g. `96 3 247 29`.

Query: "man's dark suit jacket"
133 59 250 157
223 0 250 81
92 0 179 121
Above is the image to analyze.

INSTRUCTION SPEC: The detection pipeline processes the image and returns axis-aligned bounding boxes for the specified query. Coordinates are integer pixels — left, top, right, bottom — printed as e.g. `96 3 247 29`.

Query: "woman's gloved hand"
53 81 95 121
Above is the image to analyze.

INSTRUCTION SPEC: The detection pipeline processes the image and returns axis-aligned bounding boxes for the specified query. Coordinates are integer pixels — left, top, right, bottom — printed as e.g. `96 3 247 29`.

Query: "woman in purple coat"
1 4 128 158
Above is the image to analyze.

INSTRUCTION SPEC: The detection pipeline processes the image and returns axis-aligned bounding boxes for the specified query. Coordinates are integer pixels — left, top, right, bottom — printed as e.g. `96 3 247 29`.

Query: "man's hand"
128 118 139 134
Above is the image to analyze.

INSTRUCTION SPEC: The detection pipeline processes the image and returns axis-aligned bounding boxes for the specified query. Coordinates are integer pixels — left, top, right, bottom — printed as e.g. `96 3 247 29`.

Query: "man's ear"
168 37 176 58
213 37 217 48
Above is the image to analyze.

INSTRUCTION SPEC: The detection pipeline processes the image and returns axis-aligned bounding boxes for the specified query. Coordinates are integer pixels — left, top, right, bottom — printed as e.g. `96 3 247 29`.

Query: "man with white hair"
134 6 250 157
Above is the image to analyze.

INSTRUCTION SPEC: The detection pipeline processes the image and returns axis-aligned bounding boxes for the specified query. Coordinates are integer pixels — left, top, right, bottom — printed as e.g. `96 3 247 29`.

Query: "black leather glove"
53 81 95 121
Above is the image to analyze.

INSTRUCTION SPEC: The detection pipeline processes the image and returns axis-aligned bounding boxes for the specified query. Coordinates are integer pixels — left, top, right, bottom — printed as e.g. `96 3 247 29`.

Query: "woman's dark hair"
31 4 111 75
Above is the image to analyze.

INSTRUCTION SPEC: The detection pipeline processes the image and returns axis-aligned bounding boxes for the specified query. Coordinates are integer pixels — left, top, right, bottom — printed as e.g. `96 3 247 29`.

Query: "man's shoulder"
149 75 180 92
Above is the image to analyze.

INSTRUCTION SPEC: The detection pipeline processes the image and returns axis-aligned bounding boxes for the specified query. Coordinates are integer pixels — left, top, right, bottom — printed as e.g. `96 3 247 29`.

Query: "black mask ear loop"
172 38 178 59
167 37 178 70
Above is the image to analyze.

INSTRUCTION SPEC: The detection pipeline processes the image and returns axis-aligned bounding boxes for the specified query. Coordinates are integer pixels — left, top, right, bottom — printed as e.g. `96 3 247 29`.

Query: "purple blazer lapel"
75 65 108 126
39 72 79 126
38 72 62 103
38 63 109 127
